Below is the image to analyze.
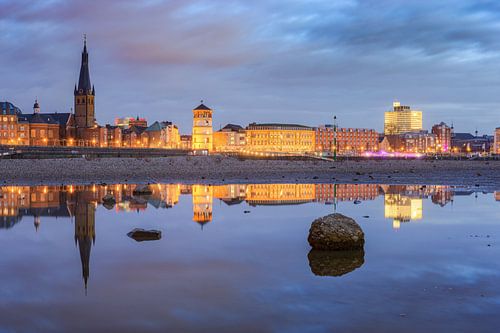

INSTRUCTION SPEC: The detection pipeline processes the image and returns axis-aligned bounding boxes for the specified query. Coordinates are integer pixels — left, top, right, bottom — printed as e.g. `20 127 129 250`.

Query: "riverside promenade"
1 155 499 190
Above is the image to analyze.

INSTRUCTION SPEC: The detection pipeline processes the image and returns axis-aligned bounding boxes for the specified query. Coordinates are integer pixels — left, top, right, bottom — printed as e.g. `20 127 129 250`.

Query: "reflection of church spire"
74 193 96 294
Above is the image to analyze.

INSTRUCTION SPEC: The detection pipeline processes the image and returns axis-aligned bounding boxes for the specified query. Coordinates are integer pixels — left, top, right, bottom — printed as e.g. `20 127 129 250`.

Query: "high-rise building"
192 103 213 152
432 122 452 153
384 101 423 135
494 127 500 154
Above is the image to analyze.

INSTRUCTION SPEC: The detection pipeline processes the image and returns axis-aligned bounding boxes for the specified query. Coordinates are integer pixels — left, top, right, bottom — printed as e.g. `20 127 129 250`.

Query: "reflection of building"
384 194 423 229
431 186 454 206
314 184 379 202
213 184 247 205
74 192 96 292
245 184 315 205
245 123 315 153
192 185 213 227
192 103 213 152
384 101 423 135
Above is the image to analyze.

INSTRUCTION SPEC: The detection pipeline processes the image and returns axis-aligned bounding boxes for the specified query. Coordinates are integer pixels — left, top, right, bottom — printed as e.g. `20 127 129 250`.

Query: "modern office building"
384 101 423 135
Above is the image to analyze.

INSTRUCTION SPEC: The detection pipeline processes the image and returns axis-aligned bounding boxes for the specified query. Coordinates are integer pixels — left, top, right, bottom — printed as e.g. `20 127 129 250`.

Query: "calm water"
0 184 499 333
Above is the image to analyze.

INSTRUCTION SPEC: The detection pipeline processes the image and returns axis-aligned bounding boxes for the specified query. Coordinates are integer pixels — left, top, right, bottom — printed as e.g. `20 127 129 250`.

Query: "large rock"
308 213 364 250
308 249 364 276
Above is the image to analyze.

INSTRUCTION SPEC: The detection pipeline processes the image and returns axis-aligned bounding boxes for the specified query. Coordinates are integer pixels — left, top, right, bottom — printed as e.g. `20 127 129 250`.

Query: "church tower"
33 99 40 114
74 36 96 129
192 102 213 152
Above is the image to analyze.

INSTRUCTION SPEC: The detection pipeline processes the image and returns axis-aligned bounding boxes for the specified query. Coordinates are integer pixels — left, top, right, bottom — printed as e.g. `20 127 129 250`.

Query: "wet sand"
1 156 499 190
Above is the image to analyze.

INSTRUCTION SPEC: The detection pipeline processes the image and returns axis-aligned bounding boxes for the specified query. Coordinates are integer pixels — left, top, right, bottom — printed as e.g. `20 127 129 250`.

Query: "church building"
74 37 107 147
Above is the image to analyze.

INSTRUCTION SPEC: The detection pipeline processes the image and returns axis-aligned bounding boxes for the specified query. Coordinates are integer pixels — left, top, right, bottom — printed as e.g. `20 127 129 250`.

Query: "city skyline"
1 1 499 134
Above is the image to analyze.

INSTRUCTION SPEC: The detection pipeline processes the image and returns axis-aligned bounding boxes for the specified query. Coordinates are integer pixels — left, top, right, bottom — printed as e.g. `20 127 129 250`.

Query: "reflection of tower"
74 193 96 293
191 102 213 152
192 185 213 228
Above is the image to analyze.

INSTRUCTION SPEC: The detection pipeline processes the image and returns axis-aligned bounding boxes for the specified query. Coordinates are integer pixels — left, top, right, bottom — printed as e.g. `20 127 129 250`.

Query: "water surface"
0 184 499 333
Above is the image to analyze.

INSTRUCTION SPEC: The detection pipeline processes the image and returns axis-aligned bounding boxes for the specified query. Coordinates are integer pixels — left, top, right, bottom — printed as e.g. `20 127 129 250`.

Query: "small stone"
127 228 161 242
133 185 152 195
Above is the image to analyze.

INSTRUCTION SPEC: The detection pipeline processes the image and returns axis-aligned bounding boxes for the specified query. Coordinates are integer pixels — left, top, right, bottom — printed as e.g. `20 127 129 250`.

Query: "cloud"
0 0 499 133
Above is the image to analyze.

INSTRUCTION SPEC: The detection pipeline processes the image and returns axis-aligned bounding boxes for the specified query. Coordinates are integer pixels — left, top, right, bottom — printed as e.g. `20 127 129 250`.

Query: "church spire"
76 34 92 95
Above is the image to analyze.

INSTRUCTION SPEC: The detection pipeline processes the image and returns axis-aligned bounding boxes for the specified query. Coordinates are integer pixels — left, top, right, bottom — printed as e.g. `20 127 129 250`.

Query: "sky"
1 0 499 134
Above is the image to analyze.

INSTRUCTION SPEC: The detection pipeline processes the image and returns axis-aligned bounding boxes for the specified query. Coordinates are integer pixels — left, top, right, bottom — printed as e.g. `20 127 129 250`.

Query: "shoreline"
0 156 500 191
1 156 500 190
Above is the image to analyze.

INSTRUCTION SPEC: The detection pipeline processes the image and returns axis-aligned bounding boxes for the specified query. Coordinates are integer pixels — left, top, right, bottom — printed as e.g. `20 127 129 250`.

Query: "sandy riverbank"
1 156 500 189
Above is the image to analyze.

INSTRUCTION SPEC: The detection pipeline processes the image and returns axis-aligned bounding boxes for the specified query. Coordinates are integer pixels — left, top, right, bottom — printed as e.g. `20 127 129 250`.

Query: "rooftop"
1 101 22 115
193 103 211 111
219 124 244 132
246 122 314 130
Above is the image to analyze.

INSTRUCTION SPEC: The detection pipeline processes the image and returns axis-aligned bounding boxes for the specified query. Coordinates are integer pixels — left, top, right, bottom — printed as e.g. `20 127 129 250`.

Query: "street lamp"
333 115 337 161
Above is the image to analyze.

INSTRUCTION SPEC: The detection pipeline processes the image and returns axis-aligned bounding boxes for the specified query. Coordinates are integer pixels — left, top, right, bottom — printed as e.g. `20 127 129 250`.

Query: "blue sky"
1 0 499 134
